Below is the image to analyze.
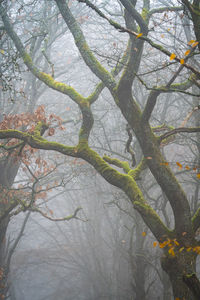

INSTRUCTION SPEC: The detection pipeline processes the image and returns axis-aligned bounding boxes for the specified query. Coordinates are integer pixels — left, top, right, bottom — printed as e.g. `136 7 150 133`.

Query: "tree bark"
161 251 197 300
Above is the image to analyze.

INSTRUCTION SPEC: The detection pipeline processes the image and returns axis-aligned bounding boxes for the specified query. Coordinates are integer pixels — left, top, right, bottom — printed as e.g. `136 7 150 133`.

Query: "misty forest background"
0 0 200 299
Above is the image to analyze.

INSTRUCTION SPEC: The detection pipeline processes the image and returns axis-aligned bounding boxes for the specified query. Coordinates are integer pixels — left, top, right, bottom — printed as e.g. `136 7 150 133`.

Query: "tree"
0 0 200 298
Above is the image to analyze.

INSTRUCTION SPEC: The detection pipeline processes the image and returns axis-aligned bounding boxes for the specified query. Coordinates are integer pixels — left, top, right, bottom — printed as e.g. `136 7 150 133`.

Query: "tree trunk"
161 251 197 300
0 155 20 298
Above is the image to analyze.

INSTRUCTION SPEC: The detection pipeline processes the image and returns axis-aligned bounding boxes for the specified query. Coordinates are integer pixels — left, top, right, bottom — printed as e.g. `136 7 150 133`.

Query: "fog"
0 0 200 299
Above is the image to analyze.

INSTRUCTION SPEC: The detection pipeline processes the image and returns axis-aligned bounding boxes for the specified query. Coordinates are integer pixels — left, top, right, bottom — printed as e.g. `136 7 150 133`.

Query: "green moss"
23 52 33 65
134 200 173 237
185 272 196 278
128 159 146 180
103 155 131 173
80 99 90 107
38 72 83 103
109 20 123 30
141 8 149 22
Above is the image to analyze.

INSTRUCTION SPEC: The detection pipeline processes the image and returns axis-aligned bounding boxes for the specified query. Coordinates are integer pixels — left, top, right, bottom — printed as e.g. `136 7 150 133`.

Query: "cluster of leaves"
160 161 200 179
0 185 29 206
0 105 65 137
142 232 200 257
169 40 199 64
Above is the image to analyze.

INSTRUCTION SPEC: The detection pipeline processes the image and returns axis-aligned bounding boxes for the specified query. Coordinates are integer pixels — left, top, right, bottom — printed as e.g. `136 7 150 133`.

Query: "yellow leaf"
186 247 192 252
161 34 164 38
176 162 182 169
142 231 146 237
188 39 195 45
175 298 180 300
170 53 176 60
197 173 200 179
153 241 158 247
184 49 191 56
192 41 199 48
180 59 185 64
168 247 175 256
136 33 143 38
173 239 179 246
0 49 4 55
179 247 184 252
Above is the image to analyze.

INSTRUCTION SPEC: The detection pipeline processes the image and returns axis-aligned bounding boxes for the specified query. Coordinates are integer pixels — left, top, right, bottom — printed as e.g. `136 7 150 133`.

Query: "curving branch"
55 0 116 90
147 6 183 20
159 127 200 142
29 206 84 222
141 52 196 123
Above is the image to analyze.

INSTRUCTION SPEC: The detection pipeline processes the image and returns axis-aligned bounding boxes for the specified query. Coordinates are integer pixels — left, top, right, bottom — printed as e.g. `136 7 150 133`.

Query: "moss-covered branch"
55 0 116 91
103 155 131 173
0 128 76 156
141 90 161 123
103 154 146 180
133 201 173 242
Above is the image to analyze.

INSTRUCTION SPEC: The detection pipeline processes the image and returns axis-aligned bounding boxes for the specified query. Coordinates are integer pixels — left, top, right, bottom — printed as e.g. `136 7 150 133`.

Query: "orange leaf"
142 232 146 237
176 162 182 169
188 39 195 45
159 242 166 249
180 59 184 64
185 165 190 170
170 53 176 60
160 162 169 166
136 33 143 38
197 173 200 179
184 49 191 56
192 41 199 48
153 241 158 247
